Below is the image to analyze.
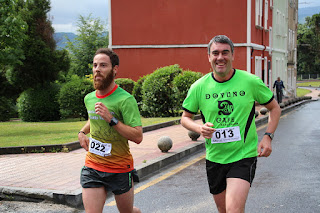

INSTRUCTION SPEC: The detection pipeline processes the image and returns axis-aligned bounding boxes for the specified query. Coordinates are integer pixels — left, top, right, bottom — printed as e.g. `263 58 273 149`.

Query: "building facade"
109 0 290 92
287 0 298 96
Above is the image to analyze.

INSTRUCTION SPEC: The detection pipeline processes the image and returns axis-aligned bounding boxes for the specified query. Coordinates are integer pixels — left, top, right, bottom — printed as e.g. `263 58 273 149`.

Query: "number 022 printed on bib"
211 126 241 144
89 137 112 157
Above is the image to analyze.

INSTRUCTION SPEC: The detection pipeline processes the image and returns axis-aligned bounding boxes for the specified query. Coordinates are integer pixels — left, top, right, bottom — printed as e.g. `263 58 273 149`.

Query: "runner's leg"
114 182 141 213
213 190 226 213
82 187 107 213
225 178 250 213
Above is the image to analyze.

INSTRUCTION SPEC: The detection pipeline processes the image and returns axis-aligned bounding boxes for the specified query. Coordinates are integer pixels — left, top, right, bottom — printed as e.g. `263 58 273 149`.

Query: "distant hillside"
53 32 77 49
53 32 109 50
298 6 320 23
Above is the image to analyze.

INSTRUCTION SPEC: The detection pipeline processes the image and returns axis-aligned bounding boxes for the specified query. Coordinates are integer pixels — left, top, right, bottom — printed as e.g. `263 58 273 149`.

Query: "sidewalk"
0 89 319 208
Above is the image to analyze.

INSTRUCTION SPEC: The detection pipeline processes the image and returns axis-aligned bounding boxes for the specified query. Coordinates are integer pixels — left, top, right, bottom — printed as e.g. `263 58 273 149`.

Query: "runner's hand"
258 137 272 157
200 122 215 139
95 102 112 122
79 133 89 151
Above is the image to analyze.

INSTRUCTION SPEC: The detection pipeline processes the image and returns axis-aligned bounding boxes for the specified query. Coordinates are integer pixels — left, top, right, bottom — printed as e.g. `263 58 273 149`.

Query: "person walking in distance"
78 48 143 213
273 77 285 103
181 35 281 213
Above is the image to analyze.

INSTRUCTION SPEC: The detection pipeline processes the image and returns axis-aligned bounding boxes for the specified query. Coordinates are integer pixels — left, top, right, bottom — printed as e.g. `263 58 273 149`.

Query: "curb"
0 115 202 155
0 99 316 208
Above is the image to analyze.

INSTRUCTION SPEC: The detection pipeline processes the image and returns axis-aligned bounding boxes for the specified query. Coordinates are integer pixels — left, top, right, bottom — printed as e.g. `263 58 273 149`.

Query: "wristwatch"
264 132 274 140
109 117 119 126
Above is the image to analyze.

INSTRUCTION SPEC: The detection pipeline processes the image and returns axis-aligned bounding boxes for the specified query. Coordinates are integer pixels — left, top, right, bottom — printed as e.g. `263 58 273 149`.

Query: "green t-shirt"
84 85 142 172
182 69 273 164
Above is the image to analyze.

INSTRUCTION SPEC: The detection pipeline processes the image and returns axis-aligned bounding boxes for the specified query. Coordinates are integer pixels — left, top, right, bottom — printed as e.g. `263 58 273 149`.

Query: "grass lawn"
296 88 312 97
297 81 320 87
0 117 180 147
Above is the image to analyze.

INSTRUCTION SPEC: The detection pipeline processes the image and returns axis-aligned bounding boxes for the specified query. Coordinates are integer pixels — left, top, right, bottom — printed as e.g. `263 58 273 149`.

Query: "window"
255 0 263 28
264 0 269 30
255 56 262 79
264 57 268 86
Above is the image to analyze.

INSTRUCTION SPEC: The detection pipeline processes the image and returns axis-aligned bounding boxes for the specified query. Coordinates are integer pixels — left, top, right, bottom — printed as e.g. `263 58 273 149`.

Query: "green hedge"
132 75 148 111
17 84 61 122
141 64 182 117
115 78 136 94
173 70 203 107
0 96 13 121
58 75 94 119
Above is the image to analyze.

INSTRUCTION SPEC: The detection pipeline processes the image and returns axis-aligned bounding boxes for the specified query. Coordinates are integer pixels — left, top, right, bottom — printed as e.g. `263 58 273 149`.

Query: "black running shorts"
80 166 139 195
206 157 257 195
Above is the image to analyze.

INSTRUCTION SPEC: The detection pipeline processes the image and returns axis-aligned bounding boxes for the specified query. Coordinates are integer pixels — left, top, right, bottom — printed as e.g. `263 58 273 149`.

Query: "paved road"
1 100 319 212
103 100 320 213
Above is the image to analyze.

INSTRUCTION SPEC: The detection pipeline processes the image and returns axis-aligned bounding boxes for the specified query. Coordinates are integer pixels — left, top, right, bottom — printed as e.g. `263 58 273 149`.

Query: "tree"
0 0 27 67
66 14 108 77
5 0 69 91
297 13 320 75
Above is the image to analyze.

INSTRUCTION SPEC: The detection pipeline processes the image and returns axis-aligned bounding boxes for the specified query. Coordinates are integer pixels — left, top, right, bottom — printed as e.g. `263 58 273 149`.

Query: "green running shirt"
182 69 273 164
84 85 142 173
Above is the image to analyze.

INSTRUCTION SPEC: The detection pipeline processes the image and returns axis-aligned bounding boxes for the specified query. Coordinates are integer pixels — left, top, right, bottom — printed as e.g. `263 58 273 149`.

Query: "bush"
0 96 13 121
173 70 203 107
58 75 94 119
115 78 136 94
141 64 182 117
132 75 148 111
17 84 61 122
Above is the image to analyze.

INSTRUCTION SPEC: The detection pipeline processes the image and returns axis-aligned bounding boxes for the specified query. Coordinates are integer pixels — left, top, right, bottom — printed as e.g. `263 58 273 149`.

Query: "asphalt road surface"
1 100 319 213
102 100 320 213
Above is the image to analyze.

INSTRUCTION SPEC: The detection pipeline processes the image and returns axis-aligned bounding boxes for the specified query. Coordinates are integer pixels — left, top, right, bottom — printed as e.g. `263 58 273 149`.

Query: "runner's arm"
181 111 215 139
258 99 281 157
95 102 143 144
78 119 90 151
113 124 143 144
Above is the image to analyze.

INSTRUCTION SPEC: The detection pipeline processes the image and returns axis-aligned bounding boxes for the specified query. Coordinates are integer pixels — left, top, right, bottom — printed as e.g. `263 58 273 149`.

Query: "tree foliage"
66 14 108 77
0 0 28 67
5 0 69 91
297 13 320 74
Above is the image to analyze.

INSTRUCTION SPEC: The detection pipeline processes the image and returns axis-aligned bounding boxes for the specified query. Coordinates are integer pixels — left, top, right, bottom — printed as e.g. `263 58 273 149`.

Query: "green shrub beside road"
115 78 136 94
58 75 94 119
17 84 60 122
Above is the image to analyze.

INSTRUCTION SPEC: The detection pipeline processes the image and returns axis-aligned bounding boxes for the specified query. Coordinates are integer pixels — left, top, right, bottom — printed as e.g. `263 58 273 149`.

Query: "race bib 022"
89 138 112 157
211 126 241 144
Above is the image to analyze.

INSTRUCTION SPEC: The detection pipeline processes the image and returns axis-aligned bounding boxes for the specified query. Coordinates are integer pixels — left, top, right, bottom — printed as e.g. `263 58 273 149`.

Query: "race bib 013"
211 126 241 144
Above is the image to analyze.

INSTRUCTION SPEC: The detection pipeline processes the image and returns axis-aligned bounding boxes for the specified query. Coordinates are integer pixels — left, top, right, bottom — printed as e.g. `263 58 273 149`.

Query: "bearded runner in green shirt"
181 35 281 213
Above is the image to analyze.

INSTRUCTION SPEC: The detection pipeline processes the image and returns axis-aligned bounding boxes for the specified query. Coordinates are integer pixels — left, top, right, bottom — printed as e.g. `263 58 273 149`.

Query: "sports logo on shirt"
218 100 234 115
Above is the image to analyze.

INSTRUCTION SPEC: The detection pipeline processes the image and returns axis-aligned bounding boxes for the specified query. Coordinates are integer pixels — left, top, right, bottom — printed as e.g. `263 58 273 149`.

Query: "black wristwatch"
109 117 119 126
264 132 274 140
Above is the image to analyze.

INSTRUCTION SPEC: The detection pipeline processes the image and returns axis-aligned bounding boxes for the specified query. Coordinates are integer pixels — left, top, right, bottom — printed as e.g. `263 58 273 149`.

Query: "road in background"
103 100 320 213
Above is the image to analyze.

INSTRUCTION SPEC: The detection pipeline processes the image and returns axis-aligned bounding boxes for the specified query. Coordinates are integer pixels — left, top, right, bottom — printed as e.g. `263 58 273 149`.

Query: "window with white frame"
276 10 280 35
264 57 268 86
255 56 262 80
269 27 272 54
255 0 263 28
264 0 269 30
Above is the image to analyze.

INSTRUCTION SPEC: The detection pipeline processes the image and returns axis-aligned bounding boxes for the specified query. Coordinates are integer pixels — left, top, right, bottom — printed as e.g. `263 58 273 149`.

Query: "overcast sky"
49 0 109 33
49 0 319 34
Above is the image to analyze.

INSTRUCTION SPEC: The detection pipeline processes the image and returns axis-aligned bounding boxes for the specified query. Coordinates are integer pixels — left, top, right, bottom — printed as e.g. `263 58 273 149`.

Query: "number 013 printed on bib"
211 126 241 144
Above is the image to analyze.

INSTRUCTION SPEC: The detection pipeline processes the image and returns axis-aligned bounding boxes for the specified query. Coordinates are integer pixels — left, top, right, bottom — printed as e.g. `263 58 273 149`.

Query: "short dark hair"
208 35 234 54
94 48 119 68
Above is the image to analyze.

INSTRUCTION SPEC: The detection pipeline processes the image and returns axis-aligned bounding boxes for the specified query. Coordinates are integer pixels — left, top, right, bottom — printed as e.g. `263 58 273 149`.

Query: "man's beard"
93 70 114 90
